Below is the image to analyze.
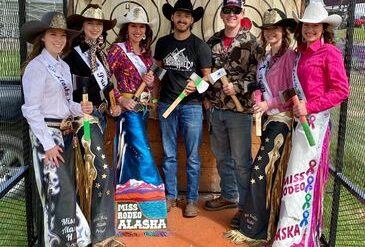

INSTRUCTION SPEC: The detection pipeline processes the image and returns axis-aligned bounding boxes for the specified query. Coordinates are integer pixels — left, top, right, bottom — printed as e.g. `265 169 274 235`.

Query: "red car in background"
354 17 365 27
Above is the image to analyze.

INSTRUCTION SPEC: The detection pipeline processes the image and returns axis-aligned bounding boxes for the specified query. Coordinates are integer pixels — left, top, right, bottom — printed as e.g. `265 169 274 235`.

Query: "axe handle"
162 91 188 118
220 75 244 112
109 90 117 110
134 82 147 99
254 90 262 136
291 96 315 146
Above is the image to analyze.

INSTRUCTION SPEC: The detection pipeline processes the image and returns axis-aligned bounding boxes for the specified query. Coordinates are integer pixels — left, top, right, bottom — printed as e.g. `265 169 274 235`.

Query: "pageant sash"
74 46 108 91
257 54 280 115
40 57 72 102
292 54 306 101
117 42 148 77
272 110 330 247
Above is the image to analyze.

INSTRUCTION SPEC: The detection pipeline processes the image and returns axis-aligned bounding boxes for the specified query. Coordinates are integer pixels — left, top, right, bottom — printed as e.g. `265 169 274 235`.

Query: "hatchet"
253 90 262 136
208 68 244 112
280 88 315 146
133 63 166 101
162 73 209 118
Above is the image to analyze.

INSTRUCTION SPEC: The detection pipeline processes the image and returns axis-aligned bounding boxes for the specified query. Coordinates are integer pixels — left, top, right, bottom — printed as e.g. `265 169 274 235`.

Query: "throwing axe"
162 73 209 118
208 68 244 112
280 88 315 146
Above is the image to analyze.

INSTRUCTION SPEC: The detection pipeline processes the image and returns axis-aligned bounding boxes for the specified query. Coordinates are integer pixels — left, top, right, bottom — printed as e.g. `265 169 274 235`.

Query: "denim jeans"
207 108 252 209
158 102 203 202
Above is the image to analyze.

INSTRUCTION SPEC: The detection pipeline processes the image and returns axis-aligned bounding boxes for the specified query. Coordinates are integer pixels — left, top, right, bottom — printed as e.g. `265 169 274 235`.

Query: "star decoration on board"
254 165 260 170
257 156 262 161
265 138 270 143
95 183 101 189
103 164 108 169
106 190 110 195
101 154 106 159
96 146 101 151
259 175 264 180
98 192 103 198
250 179 256 184
102 174 107 179
260 146 265 151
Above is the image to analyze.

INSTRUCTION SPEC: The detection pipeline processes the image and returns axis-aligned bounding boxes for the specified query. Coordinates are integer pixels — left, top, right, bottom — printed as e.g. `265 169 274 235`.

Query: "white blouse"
22 48 82 151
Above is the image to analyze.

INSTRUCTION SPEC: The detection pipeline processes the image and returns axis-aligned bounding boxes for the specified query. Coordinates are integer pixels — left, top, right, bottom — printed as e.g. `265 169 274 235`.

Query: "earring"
142 34 146 40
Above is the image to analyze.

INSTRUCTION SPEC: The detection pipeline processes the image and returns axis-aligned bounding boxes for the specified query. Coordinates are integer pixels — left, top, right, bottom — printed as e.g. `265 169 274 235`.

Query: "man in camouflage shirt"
203 0 262 229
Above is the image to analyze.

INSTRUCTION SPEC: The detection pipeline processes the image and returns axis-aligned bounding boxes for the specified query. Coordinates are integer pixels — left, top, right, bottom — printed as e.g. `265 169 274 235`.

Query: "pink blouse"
297 40 349 114
264 49 296 112
107 41 152 99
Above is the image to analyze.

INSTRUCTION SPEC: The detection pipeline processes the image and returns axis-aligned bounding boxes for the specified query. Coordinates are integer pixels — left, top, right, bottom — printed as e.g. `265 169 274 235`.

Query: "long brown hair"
113 23 153 55
294 22 335 47
21 30 70 74
258 25 292 60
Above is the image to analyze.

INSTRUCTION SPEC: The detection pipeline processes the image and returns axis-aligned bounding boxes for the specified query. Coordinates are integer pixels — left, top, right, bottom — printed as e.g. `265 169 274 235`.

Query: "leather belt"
45 117 74 135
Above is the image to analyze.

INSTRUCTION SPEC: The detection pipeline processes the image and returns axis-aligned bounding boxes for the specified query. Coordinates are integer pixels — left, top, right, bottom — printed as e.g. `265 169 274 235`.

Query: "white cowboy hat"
293 1 342 27
118 7 154 28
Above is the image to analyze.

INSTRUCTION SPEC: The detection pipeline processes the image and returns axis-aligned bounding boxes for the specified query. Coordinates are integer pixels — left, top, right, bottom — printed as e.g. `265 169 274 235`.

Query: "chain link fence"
0 0 364 246
0 0 63 246
321 1 365 246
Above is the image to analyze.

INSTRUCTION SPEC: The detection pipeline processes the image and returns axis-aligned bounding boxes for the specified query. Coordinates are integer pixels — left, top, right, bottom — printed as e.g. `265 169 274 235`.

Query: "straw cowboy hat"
67 4 117 31
254 8 297 32
118 6 154 28
162 0 204 23
293 1 342 27
21 12 80 44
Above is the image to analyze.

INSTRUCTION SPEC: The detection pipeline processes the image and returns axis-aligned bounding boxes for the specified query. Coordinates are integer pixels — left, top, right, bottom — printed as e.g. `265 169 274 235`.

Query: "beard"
174 21 191 33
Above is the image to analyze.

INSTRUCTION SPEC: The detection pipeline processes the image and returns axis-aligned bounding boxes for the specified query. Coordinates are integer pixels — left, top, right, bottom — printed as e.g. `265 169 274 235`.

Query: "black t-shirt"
154 34 212 104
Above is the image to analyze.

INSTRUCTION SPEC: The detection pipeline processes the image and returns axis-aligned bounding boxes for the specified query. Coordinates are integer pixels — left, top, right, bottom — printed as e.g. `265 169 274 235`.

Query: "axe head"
279 88 297 103
208 68 227 84
150 63 167 81
190 72 210 94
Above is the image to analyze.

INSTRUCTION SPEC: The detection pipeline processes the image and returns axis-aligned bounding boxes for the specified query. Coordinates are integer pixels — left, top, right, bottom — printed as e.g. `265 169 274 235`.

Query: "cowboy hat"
253 9 297 32
293 1 342 27
118 6 154 28
162 0 204 23
67 4 117 31
21 12 80 44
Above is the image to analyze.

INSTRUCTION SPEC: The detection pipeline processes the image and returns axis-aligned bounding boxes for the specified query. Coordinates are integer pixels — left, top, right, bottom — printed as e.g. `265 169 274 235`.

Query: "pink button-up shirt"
297 39 349 114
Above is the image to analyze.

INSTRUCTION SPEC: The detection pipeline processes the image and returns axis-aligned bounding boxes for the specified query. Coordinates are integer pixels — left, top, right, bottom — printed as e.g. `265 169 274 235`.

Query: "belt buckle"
133 103 144 112
60 117 73 135
98 102 107 113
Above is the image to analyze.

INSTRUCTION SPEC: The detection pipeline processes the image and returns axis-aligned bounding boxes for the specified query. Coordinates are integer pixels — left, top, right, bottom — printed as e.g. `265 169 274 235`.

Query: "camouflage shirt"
206 28 262 113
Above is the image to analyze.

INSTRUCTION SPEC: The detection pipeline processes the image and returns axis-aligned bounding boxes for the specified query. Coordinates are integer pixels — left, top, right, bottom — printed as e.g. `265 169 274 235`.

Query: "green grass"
324 71 365 246
336 27 365 43
0 50 21 79
0 198 28 246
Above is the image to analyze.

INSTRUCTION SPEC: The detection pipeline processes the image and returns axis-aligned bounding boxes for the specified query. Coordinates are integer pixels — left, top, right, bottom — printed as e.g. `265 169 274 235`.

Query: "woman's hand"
143 71 155 88
110 105 122 117
253 101 268 114
185 80 197 94
81 101 93 114
223 82 236 96
118 97 136 111
44 145 64 167
293 100 308 117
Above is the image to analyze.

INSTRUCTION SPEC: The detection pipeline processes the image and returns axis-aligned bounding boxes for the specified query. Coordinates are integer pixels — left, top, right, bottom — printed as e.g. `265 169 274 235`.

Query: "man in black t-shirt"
154 0 212 218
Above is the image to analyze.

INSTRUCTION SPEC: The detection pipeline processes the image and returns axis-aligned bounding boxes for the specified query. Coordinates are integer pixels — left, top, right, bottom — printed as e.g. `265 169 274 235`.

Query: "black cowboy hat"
21 11 80 44
67 4 117 31
162 0 204 23
253 8 297 32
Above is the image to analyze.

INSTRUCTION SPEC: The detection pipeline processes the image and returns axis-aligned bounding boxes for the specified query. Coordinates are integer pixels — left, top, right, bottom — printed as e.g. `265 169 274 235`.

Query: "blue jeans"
207 108 252 209
158 102 203 202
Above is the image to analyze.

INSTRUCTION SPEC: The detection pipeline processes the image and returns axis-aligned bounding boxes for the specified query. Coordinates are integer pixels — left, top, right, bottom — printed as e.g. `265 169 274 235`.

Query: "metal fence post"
328 1 355 246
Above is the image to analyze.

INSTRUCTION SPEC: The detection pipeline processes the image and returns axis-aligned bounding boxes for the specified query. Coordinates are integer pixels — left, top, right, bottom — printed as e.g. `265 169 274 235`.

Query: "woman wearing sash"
225 9 296 246
107 7 166 217
21 12 93 246
64 4 124 246
272 2 349 246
